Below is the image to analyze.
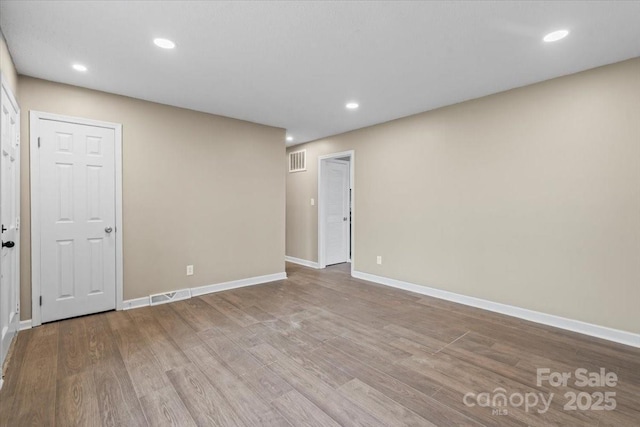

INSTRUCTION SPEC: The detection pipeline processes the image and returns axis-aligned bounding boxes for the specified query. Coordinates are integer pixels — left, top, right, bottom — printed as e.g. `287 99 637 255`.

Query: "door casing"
318 150 355 272
30 111 123 327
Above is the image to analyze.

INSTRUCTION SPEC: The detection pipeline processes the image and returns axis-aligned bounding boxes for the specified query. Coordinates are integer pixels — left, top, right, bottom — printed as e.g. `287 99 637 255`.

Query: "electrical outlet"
186 265 194 276
376 256 382 265
311 198 315 206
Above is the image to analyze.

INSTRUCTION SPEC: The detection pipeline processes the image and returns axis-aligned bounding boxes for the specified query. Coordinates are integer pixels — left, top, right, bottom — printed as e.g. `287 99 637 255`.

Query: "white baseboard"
20 272 287 318
19 320 32 331
352 270 640 349
285 256 320 269
123 272 287 310
191 272 287 297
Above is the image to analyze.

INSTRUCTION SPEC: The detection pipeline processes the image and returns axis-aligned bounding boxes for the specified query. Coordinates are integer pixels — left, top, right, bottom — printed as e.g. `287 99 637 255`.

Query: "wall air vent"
149 289 192 306
289 149 306 172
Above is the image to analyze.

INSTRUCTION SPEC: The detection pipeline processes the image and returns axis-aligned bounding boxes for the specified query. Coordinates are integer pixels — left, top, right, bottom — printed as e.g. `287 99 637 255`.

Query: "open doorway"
318 150 354 273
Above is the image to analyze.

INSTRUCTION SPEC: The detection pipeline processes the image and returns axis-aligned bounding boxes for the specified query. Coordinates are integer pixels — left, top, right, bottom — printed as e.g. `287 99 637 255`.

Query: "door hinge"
38 137 41 148
39 296 42 306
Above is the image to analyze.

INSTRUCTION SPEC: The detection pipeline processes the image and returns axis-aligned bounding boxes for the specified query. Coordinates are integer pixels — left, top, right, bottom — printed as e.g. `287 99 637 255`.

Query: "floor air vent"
149 289 192 306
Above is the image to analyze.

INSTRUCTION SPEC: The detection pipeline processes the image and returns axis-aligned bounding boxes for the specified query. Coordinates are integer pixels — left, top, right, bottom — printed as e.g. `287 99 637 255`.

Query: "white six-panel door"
324 159 350 266
37 118 117 323
0 78 20 369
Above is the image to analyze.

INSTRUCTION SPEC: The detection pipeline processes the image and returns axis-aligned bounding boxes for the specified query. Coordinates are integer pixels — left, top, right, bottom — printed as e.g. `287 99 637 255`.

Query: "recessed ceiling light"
346 102 359 110
286 136 293 142
72 63 87 72
154 38 176 49
543 29 569 43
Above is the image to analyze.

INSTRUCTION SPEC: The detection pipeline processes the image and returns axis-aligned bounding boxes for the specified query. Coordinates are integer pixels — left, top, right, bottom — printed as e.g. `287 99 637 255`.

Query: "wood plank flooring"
1 262 639 426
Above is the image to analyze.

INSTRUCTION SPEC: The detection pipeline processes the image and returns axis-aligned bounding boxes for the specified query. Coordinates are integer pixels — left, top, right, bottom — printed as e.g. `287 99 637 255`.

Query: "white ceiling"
2 1 639 145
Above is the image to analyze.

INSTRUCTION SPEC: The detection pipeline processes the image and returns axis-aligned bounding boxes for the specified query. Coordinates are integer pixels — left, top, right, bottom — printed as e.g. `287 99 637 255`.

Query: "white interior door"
323 159 350 266
37 118 117 323
0 79 20 368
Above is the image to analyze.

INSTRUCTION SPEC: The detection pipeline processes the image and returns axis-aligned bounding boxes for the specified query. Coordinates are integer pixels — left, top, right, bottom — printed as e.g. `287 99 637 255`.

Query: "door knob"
343 217 348 221
105 227 113 234
2 241 15 248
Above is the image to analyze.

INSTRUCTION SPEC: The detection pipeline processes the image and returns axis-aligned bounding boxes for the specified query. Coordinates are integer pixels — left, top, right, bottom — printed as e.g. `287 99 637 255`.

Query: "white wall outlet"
311 198 315 206
376 256 382 265
186 265 194 276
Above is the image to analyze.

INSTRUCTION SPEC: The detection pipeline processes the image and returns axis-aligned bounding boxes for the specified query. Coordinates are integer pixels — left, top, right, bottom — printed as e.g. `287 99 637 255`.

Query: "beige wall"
287 58 640 334
20 77 286 320
0 31 18 96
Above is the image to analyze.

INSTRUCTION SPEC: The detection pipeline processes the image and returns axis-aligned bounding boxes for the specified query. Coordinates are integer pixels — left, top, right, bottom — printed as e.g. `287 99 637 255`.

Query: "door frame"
29 111 123 327
317 150 354 272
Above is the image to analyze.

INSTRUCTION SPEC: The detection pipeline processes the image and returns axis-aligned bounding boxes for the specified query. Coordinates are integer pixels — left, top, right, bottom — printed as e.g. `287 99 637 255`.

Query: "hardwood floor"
1 262 639 426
